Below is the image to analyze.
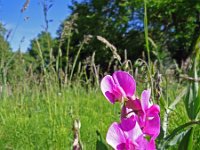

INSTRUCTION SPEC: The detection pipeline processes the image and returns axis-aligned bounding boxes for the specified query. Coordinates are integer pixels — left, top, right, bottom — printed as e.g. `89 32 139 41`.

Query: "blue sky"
0 0 79 52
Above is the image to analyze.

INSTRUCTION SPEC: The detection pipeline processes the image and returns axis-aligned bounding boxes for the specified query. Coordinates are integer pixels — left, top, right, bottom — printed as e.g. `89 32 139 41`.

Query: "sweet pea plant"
100 70 160 150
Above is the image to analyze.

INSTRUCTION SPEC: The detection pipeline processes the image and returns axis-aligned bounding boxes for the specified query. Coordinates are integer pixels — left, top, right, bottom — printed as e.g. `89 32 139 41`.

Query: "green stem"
144 0 150 65
65 29 72 83
69 42 84 82
144 0 154 99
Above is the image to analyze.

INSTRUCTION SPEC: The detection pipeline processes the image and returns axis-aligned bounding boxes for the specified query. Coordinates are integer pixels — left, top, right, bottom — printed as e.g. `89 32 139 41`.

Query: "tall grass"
0 82 119 149
0 75 199 149
0 1 199 149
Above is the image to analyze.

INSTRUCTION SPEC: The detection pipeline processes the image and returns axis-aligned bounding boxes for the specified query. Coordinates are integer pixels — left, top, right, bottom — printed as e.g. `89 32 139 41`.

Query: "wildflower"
101 71 136 104
101 71 160 149
106 116 156 150
126 90 160 138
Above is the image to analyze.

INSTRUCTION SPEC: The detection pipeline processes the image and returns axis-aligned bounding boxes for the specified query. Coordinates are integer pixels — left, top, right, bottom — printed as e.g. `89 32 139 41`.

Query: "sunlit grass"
0 86 119 149
0 84 199 149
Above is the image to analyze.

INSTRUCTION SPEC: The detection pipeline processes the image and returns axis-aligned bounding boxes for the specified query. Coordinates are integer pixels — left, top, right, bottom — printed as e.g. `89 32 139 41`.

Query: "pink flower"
106 116 156 150
126 90 160 138
100 71 160 149
101 71 136 104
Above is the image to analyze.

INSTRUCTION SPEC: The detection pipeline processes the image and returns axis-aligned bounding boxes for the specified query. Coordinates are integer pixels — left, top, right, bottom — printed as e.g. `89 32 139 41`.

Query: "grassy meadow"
1 0 200 149
0 82 119 149
0 77 199 149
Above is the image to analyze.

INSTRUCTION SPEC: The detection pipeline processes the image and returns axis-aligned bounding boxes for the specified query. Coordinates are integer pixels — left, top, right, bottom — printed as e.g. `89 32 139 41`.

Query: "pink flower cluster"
101 71 160 150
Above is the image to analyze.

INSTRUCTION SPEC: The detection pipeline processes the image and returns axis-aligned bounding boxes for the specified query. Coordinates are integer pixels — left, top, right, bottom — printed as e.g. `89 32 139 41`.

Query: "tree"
59 0 200 71
0 22 12 87
146 0 200 64
58 0 142 72
0 22 11 61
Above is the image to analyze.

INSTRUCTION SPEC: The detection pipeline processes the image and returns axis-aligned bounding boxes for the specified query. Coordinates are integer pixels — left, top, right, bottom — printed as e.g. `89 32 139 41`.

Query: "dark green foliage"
22 0 200 74
96 130 108 150
0 22 12 87
55 0 200 70
147 0 200 64
0 35 10 60
178 128 194 150
59 0 143 71
0 23 7 36
0 22 11 61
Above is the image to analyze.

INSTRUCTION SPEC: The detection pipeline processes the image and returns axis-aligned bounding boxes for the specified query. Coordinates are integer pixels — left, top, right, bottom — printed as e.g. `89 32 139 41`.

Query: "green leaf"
168 129 189 146
194 87 200 119
169 87 187 111
178 128 194 150
184 84 195 120
96 130 108 150
165 121 199 142
158 121 200 149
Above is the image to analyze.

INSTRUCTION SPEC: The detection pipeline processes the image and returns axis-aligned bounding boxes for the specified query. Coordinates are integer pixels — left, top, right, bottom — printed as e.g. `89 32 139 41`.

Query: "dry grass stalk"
97 36 121 63
21 0 30 13
5 29 12 41
179 74 200 82
59 13 78 48
72 119 83 150
155 71 162 100
91 52 99 86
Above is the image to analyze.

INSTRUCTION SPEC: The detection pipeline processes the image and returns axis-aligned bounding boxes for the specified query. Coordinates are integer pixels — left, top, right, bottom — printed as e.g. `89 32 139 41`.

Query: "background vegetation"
0 0 200 149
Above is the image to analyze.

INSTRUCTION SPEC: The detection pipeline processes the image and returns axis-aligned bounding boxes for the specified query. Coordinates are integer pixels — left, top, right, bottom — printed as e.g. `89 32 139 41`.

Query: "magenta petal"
127 121 143 143
126 99 142 111
106 122 126 149
143 113 160 138
120 117 143 143
136 113 146 128
143 105 160 138
113 71 136 97
148 104 160 115
116 143 126 150
100 75 117 104
112 84 125 100
141 89 151 112
120 116 136 131
104 91 115 104
135 135 149 150
147 139 156 150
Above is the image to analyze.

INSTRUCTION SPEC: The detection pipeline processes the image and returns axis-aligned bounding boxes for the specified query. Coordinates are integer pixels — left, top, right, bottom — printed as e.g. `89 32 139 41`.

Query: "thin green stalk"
144 0 154 99
69 42 84 82
56 47 62 89
65 28 72 84
36 40 49 90
144 0 150 65
36 40 47 76
36 40 52 123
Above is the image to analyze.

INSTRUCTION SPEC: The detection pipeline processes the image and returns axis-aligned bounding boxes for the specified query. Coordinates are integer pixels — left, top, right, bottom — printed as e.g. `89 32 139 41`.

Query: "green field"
0 85 116 149
1 1 200 149
0 82 199 149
